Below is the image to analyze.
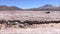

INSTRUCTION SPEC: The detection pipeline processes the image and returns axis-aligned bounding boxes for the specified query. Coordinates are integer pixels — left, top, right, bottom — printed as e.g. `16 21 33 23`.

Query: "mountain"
0 5 22 11
0 4 60 11
27 4 60 11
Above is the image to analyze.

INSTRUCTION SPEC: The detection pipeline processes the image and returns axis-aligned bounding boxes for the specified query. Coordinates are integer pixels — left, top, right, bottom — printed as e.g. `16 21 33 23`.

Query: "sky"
0 0 60 9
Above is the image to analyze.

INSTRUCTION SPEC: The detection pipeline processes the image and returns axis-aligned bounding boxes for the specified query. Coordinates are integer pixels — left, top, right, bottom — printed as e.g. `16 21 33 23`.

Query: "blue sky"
0 0 60 9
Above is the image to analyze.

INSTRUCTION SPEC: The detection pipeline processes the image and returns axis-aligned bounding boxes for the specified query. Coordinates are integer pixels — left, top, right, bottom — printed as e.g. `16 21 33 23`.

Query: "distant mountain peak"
27 4 60 11
42 4 54 7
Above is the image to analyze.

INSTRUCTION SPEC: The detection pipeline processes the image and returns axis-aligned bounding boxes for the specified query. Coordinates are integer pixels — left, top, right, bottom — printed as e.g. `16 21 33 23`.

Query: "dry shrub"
0 24 6 29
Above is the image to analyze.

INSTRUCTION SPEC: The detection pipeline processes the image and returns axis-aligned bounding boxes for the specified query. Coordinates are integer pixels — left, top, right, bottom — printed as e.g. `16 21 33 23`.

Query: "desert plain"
0 11 60 34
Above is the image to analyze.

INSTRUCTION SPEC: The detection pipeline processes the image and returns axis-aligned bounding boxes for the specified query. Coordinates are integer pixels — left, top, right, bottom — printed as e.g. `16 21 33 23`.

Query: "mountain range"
0 4 60 11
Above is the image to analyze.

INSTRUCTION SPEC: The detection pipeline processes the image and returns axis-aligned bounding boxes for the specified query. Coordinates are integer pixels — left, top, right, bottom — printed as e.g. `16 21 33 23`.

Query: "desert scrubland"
0 11 60 34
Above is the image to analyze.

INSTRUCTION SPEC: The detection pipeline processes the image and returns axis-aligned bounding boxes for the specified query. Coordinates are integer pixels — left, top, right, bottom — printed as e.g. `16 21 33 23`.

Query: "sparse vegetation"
0 19 60 29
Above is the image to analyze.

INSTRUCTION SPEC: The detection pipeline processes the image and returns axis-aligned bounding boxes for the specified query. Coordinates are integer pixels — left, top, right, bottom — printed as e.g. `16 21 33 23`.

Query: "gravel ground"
0 11 60 21
0 23 60 34
0 11 60 34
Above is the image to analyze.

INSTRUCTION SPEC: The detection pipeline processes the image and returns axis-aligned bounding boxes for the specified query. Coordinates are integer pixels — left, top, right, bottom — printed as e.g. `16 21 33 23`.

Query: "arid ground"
0 11 60 34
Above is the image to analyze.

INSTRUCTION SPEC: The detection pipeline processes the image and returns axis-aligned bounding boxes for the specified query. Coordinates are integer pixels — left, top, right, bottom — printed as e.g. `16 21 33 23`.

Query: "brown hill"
0 5 22 11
